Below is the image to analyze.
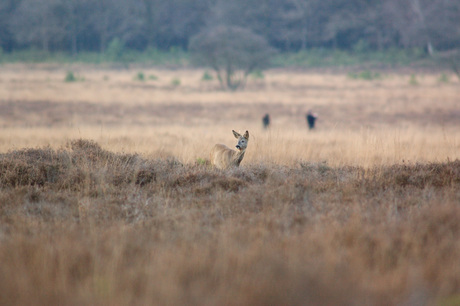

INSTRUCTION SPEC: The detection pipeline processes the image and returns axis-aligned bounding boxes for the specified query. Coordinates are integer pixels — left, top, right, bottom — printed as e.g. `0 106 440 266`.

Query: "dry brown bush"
0 140 459 305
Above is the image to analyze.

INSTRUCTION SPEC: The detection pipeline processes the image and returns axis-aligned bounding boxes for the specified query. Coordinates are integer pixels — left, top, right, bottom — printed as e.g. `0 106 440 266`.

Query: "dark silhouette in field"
262 113 270 129
306 110 318 130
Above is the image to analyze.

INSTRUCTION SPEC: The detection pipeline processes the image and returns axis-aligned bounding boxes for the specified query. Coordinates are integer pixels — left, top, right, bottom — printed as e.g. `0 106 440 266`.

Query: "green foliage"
273 48 427 68
143 47 189 66
438 73 450 84
201 71 213 81
0 46 437 71
250 70 265 79
409 74 418 85
64 71 84 82
134 72 145 81
3 48 53 63
348 70 381 81
273 49 357 67
196 157 207 165
352 40 370 54
65 71 76 82
171 77 181 87
105 38 125 61
134 72 158 81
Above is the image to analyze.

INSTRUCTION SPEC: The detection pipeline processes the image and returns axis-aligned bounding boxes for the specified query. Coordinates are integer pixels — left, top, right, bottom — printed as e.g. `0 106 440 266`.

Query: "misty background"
0 0 459 56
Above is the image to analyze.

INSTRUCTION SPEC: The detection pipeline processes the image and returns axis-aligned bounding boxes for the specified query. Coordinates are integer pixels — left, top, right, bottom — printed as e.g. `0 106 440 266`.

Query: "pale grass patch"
1 124 458 168
247 126 460 167
0 64 459 167
1 65 457 109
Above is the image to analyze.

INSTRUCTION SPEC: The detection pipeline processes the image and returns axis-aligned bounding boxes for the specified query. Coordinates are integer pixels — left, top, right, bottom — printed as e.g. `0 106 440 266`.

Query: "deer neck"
233 149 246 166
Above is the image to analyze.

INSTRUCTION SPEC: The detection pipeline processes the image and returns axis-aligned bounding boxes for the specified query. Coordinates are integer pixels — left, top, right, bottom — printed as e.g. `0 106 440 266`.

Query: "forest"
1 0 459 55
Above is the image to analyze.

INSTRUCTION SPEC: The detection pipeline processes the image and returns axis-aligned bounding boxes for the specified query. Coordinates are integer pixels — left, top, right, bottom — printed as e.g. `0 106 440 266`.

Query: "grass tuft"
348 70 382 80
0 141 460 305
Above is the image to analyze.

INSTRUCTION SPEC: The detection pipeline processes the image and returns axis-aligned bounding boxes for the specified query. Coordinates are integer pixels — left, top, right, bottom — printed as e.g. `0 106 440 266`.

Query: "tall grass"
0 140 459 305
0 125 458 168
0 66 458 168
0 65 459 304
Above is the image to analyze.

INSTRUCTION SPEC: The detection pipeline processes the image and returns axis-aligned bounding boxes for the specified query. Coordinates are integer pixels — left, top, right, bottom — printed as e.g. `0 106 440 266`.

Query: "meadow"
0 63 459 305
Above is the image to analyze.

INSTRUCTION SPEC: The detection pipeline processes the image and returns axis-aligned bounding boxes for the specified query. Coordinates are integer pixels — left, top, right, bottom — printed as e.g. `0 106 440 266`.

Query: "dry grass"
0 64 459 305
0 64 459 167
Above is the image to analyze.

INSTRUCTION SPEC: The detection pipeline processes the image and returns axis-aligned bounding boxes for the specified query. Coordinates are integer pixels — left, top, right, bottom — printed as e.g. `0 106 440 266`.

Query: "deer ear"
232 130 241 138
243 131 249 139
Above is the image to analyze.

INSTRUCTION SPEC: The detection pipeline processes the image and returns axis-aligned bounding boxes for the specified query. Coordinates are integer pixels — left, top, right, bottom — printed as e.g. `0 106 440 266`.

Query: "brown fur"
210 130 249 169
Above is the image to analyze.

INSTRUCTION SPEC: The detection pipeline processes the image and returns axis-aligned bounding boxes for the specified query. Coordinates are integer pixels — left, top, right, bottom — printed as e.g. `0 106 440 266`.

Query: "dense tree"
155 0 211 49
89 0 127 52
2 0 459 54
61 0 91 55
387 0 460 53
0 0 22 51
205 0 296 50
10 0 65 52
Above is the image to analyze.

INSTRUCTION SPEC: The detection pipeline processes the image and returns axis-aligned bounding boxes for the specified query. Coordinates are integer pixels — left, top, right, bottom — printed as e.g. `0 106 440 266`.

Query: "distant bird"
262 113 270 129
306 110 318 130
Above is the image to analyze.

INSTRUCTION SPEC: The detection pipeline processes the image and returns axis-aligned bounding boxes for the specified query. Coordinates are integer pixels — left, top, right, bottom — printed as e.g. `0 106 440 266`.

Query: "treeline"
0 0 459 55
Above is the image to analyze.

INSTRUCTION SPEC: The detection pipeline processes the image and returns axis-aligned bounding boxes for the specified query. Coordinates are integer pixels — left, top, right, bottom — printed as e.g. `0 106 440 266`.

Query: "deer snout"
236 145 241 150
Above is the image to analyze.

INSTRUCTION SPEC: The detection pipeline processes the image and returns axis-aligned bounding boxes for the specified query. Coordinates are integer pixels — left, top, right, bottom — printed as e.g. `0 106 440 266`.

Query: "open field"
0 64 459 166
0 64 460 305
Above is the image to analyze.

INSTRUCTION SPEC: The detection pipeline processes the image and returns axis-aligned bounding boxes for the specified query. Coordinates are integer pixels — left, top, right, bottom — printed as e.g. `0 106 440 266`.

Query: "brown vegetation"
0 66 460 305
0 140 459 305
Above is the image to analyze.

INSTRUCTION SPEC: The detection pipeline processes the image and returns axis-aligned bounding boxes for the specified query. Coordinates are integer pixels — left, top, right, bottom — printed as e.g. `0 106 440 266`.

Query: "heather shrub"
0 140 459 305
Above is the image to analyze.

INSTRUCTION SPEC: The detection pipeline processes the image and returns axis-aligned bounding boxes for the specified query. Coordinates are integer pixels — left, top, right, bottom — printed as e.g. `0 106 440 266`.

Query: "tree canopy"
0 0 459 54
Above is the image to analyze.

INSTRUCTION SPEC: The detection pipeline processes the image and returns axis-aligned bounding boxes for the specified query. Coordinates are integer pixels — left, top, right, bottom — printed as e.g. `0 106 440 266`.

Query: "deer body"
210 130 249 169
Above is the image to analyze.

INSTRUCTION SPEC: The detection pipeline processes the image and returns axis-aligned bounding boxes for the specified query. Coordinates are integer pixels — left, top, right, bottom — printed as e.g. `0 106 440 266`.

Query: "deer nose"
236 145 241 149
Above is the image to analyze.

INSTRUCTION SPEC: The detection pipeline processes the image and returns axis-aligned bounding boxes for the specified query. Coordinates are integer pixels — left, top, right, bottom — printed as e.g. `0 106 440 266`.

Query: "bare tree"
189 25 275 90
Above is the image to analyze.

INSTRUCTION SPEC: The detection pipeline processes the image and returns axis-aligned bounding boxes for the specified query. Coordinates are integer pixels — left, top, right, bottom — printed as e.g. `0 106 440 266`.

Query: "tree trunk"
71 29 77 55
99 14 109 53
410 0 434 56
65 1 78 56
41 29 49 52
144 0 156 48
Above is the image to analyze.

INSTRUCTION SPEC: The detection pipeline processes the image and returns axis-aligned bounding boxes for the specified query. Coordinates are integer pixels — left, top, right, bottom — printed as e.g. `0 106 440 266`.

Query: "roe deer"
210 130 249 169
